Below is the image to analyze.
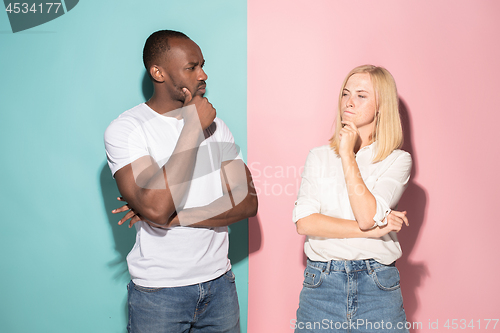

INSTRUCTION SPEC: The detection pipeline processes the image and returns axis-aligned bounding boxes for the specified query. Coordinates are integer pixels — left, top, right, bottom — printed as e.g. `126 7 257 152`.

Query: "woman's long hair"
329 65 403 162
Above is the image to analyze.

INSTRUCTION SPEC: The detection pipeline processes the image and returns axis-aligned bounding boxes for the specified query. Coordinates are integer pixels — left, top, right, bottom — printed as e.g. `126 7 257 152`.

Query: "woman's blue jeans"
295 259 409 333
127 270 240 333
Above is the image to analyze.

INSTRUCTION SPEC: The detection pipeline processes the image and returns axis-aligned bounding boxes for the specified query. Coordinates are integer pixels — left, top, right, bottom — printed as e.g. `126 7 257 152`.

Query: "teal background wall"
0 1 248 332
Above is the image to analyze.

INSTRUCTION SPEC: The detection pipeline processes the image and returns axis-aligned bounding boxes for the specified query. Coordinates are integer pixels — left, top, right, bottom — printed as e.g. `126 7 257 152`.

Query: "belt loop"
365 259 372 274
324 260 331 274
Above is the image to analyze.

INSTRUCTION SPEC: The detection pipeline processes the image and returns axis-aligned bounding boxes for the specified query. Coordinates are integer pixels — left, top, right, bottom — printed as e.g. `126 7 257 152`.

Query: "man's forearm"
174 187 258 228
124 121 206 225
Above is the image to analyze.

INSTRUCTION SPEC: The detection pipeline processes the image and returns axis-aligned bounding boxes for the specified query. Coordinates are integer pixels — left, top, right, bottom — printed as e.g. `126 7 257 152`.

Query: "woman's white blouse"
293 143 412 265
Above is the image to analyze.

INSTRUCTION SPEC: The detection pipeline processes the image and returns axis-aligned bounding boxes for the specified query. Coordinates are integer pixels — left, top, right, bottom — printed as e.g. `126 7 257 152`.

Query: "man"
104 30 257 333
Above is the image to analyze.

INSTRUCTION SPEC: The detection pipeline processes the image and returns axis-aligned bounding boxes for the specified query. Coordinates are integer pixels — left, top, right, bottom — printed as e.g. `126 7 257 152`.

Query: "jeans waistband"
306 258 395 274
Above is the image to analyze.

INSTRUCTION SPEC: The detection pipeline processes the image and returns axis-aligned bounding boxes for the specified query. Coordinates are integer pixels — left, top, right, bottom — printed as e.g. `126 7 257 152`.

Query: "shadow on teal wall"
0 1 249 332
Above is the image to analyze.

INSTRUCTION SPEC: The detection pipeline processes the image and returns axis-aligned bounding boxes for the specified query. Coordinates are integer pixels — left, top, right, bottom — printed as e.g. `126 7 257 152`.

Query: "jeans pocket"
370 266 401 291
303 265 323 288
222 269 236 283
133 283 164 293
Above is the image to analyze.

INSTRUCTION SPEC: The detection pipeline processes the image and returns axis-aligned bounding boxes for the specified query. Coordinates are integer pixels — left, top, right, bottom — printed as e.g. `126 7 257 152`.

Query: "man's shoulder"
109 103 152 125
212 117 234 138
104 103 152 144
105 103 153 131
213 117 229 129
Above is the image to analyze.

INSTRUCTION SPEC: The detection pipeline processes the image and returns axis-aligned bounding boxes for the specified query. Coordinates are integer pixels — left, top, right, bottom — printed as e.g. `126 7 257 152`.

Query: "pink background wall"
247 0 500 331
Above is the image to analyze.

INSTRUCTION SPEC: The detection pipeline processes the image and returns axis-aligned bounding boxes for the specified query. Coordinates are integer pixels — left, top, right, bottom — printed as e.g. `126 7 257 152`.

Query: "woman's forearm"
341 153 377 230
296 213 380 238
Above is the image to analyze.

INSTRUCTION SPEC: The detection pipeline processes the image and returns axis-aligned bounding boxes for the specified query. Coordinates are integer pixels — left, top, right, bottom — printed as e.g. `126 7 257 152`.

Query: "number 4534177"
5 3 62 14
444 319 499 330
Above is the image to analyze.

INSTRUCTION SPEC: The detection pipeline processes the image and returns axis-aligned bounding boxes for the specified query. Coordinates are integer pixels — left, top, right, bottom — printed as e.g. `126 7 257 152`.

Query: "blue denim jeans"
127 270 240 333
295 259 409 333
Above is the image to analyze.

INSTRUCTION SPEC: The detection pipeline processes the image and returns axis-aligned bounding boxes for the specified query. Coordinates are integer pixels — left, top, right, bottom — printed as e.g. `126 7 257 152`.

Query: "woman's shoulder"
309 144 335 154
382 148 412 167
390 148 412 160
305 145 339 166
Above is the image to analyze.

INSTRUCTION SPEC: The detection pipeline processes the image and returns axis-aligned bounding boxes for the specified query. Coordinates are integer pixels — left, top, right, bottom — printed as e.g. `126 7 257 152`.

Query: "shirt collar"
356 141 377 156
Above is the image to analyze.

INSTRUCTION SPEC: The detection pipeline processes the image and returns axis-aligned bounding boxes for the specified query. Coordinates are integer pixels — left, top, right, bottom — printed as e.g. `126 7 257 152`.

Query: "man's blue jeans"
127 270 240 333
295 259 409 333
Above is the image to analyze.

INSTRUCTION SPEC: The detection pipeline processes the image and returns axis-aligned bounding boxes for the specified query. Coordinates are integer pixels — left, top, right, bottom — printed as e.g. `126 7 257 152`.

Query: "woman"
293 65 412 333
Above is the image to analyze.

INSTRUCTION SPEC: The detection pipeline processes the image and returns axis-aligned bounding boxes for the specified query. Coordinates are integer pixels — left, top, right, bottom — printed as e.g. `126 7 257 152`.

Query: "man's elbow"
143 206 176 226
233 186 258 218
246 193 258 218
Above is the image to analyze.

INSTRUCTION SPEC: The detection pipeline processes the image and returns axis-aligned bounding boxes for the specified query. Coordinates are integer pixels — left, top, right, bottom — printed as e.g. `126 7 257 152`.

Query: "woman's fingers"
341 120 357 129
389 210 409 226
384 211 410 233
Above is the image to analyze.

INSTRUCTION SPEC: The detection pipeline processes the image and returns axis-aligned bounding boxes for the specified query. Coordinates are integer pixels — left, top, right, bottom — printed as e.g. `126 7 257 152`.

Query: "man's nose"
199 68 208 81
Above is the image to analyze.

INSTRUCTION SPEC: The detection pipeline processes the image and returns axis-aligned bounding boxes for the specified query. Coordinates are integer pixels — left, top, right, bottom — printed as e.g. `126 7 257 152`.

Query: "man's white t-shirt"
104 103 240 287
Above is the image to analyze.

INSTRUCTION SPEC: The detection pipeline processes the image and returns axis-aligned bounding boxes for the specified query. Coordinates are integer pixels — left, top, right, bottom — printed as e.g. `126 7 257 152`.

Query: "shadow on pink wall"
398 97 429 324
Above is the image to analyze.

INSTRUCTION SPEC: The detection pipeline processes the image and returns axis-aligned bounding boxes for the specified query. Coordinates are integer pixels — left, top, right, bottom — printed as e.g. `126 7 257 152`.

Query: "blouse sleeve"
292 150 322 223
371 151 412 226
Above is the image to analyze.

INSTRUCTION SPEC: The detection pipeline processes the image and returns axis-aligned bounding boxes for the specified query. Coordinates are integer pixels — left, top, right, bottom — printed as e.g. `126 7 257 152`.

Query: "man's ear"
149 65 165 83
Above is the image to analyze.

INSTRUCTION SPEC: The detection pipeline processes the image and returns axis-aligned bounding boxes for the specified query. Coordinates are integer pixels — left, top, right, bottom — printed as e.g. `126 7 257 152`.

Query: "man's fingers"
112 204 130 214
183 88 193 106
129 215 142 228
118 210 135 225
118 211 134 225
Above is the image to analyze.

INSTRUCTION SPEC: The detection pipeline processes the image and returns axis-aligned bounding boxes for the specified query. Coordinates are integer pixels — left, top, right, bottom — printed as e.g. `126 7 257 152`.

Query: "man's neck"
146 93 184 115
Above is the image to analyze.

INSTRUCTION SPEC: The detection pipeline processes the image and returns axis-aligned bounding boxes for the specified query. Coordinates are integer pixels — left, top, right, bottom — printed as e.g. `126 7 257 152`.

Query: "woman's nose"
345 97 353 108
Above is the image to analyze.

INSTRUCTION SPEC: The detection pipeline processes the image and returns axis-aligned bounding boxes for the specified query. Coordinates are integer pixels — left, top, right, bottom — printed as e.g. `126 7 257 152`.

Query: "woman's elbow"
296 219 308 235
358 219 375 231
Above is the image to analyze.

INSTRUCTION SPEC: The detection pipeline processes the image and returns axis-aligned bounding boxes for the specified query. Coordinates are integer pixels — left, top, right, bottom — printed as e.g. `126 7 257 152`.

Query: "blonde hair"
329 65 403 162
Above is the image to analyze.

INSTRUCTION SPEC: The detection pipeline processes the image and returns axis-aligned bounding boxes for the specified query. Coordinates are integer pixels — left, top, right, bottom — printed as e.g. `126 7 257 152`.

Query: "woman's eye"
358 95 366 98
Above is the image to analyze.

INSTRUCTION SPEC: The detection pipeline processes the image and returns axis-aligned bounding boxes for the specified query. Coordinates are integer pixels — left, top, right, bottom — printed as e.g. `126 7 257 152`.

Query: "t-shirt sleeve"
293 150 321 223
371 151 412 226
214 118 242 162
104 118 149 177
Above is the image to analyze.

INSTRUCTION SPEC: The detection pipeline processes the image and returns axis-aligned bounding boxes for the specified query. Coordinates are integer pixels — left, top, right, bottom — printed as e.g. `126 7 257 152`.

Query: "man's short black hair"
143 30 190 72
